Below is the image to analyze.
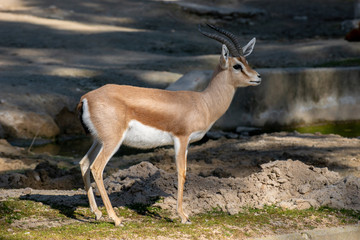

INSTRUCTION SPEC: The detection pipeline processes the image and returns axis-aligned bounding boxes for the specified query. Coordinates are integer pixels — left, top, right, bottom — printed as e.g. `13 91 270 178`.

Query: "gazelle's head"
199 24 261 88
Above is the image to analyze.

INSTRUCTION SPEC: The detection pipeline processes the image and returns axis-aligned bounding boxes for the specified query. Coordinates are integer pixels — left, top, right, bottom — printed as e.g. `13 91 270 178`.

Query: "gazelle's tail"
77 99 90 134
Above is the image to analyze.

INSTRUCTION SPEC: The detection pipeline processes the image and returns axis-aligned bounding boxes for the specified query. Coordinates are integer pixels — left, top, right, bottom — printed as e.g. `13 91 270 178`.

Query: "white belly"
189 121 214 143
189 130 207 143
123 120 173 149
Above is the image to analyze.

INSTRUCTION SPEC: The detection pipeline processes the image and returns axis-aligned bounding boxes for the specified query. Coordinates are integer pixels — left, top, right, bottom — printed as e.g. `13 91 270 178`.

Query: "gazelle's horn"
206 24 243 56
198 24 241 57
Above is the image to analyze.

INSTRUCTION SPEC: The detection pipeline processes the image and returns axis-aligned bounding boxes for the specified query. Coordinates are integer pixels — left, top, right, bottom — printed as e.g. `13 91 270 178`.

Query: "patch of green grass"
1 199 359 240
0 198 67 224
291 121 360 138
317 206 360 222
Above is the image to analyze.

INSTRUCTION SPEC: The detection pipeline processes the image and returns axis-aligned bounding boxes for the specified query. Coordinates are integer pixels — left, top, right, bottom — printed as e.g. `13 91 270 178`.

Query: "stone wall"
167 67 360 129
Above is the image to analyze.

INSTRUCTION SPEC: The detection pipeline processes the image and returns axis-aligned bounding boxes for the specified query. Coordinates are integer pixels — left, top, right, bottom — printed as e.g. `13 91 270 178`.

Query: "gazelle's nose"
257 74 261 79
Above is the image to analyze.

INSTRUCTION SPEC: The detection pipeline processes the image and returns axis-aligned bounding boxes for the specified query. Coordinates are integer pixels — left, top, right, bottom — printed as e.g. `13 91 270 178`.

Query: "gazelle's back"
81 84 209 135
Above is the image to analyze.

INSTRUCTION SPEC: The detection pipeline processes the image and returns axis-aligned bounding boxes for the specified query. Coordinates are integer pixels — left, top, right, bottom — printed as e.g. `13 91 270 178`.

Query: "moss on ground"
0 199 359 239
292 121 360 138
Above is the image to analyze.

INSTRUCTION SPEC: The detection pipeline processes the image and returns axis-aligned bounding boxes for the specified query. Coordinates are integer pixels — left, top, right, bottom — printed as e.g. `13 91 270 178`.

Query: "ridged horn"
206 24 243 56
198 24 241 57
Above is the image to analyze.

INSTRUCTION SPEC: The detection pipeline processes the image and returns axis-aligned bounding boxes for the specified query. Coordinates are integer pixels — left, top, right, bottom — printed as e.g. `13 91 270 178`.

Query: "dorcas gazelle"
77 24 261 226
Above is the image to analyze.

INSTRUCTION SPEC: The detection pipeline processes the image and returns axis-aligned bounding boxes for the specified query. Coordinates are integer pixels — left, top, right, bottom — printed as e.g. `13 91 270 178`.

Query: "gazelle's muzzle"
250 74 261 86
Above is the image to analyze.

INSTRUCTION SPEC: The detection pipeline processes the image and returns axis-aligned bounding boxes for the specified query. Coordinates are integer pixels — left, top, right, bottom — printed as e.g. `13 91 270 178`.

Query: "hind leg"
90 135 124 226
79 140 103 220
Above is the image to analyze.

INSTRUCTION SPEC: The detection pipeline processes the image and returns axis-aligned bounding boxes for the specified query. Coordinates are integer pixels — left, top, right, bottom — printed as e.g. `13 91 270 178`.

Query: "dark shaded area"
20 193 89 219
0 161 83 190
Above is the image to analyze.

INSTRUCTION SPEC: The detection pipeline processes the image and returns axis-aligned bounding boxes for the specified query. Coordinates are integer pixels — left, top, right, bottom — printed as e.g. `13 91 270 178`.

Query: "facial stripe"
234 57 259 78
233 58 249 77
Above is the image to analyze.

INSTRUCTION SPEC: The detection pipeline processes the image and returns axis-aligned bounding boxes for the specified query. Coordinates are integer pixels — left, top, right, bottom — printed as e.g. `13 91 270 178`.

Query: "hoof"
95 211 103 220
114 218 124 227
184 220 192 224
181 219 192 224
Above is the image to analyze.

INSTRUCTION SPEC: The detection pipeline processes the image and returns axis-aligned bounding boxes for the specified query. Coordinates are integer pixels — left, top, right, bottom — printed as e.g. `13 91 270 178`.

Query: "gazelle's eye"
233 64 242 71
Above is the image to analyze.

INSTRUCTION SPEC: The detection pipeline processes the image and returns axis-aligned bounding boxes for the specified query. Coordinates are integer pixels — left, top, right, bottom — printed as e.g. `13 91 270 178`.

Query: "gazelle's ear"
220 44 229 69
243 37 256 57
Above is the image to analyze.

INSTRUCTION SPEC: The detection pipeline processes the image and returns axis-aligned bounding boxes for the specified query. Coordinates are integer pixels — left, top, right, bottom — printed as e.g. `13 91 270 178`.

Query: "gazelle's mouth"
250 80 261 84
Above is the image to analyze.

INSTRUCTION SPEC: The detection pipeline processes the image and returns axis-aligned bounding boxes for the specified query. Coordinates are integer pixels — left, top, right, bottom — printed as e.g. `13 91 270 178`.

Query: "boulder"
0 109 60 139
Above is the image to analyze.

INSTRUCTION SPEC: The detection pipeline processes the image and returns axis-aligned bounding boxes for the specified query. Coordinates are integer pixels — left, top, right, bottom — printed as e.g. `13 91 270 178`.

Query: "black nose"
257 74 261 78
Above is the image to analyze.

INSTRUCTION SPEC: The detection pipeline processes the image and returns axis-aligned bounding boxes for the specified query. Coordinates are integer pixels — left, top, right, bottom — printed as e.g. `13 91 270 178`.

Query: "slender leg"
90 137 124 226
79 140 103 220
174 136 190 224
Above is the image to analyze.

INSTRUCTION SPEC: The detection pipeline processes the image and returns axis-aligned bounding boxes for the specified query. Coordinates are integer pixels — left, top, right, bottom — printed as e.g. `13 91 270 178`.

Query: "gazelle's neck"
201 65 236 123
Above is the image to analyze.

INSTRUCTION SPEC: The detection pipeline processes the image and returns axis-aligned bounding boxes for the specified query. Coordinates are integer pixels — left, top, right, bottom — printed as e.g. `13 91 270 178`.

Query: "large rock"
0 109 60 139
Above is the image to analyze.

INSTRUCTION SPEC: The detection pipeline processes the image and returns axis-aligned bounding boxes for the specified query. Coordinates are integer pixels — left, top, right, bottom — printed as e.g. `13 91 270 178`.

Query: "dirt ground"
0 0 360 231
1 131 360 219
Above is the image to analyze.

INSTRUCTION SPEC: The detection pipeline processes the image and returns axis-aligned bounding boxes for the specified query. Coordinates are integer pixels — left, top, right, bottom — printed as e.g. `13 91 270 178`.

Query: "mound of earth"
99 159 360 216
0 161 82 190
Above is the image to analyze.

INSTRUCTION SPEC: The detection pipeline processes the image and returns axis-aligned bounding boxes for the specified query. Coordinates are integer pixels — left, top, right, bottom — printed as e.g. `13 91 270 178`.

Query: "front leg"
174 136 191 224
